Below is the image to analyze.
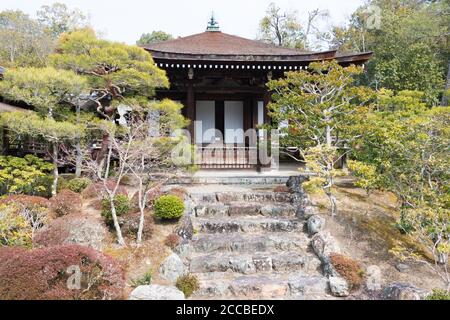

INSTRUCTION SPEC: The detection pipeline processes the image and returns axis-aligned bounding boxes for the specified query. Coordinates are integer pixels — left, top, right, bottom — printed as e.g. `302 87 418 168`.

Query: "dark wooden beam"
186 80 195 143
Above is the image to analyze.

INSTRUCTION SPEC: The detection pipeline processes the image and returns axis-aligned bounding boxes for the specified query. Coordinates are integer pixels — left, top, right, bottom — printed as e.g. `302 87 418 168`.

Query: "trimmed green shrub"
66 178 92 194
176 274 199 298
426 289 450 300
154 195 184 220
130 271 152 288
0 155 53 197
101 195 131 224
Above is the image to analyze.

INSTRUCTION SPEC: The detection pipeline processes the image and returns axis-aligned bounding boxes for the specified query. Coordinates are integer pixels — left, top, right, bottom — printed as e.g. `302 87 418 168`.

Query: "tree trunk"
326 123 332 147
109 196 126 246
137 181 147 244
137 203 145 244
51 143 58 197
75 140 82 178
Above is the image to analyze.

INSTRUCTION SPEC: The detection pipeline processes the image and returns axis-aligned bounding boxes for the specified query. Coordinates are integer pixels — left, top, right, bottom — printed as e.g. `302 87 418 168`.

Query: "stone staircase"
177 186 332 300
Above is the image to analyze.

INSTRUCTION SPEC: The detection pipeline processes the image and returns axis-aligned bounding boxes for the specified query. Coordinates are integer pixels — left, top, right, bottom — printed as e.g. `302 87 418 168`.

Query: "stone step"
191 272 330 300
189 192 293 204
190 232 310 254
194 216 304 233
189 252 321 274
194 202 296 218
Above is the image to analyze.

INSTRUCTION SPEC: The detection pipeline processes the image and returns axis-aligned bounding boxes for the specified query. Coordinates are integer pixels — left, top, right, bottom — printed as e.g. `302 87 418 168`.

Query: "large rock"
129 285 185 300
287 176 317 219
382 283 429 300
329 276 350 297
366 265 383 291
310 232 341 258
174 214 194 240
286 175 310 192
307 215 326 235
159 253 186 282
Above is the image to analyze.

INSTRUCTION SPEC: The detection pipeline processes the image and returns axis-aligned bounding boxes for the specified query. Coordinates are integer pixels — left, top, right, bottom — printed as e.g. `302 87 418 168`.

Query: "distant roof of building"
143 31 312 57
142 31 372 64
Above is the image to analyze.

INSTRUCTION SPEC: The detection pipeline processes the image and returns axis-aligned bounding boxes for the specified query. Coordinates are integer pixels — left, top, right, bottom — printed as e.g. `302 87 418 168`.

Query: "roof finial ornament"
206 12 220 32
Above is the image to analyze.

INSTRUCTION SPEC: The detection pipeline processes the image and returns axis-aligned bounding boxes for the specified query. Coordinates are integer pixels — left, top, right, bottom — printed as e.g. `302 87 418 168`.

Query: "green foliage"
347 160 380 194
175 274 200 298
0 10 53 67
0 112 84 143
0 155 53 196
130 271 152 288
0 67 87 117
154 195 185 220
268 60 372 151
65 177 91 193
350 91 449 276
50 29 169 102
332 0 449 105
0 204 32 247
268 60 372 216
37 2 89 38
426 289 450 300
101 194 131 224
136 31 173 46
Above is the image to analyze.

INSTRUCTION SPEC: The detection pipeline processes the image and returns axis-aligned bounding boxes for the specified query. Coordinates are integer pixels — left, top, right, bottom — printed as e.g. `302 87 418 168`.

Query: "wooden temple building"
143 17 372 169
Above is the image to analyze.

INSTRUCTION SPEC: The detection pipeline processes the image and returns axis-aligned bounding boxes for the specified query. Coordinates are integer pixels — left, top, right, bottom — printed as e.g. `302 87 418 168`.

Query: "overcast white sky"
0 0 364 44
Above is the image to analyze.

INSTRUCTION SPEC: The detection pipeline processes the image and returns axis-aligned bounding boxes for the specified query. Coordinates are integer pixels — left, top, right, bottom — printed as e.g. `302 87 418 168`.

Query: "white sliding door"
224 101 244 144
195 100 215 144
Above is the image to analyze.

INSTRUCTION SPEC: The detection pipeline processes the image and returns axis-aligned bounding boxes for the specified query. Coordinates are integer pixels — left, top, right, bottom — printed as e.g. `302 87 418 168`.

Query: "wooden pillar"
186 81 195 143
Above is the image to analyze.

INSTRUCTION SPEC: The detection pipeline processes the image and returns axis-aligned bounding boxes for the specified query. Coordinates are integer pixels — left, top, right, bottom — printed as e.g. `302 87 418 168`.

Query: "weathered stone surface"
228 203 261 216
129 285 185 300
159 253 186 282
197 217 301 234
307 215 326 235
229 276 288 299
382 283 429 300
329 276 350 297
195 204 229 217
192 233 309 254
366 265 383 291
174 214 194 240
217 192 244 203
395 263 410 273
286 175 310 193
288 275 329 297
271 254 307 272
253 256 272 272
310 232 341 258
189 193 217 203
173 241 194 259
260 204 296 217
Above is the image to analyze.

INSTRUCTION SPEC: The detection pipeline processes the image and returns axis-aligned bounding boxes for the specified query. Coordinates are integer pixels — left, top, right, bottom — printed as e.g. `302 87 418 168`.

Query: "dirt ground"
309 183 447 295
82 196 177 298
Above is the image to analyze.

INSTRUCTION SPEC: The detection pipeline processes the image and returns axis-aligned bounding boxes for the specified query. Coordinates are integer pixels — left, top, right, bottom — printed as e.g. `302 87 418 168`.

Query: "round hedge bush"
101 194 131 225
66 178 92 194
154 195 185 220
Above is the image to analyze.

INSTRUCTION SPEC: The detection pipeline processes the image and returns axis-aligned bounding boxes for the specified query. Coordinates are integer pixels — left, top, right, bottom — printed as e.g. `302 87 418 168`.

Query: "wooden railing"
195 145 258 169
